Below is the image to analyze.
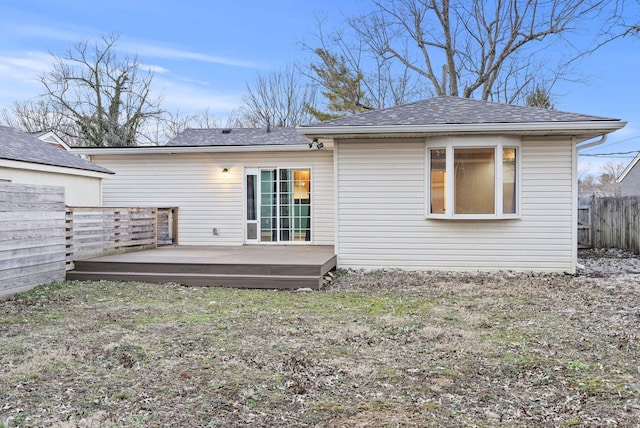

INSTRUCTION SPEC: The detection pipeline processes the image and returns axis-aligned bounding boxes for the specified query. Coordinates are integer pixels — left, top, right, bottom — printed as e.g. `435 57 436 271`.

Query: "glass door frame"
244 167 312 244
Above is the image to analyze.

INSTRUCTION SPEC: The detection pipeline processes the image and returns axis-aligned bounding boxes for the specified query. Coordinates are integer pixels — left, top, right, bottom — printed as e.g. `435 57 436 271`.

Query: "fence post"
65 208 74 270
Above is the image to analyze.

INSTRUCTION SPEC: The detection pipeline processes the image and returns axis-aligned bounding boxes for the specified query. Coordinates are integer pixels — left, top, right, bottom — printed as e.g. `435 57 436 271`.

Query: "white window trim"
425 136 521 220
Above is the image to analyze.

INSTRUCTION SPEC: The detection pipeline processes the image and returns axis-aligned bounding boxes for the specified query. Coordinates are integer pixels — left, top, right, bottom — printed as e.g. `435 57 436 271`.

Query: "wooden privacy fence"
0 183 66 297
577 194 593 248
579 195 640 254
65 207 177 269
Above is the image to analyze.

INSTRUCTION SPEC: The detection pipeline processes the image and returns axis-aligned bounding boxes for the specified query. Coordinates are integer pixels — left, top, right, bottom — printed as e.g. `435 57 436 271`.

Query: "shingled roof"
0 126 113 174
301 96 619 128
168 127 308 146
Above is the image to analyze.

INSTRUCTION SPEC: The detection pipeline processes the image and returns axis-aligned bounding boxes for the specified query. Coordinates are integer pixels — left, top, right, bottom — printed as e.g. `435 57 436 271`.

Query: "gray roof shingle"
168 127 309 146
0 126 113 174
301 96 619 128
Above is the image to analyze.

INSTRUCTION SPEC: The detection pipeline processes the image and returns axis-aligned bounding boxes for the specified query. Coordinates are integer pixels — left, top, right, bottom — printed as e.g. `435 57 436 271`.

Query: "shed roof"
168 127 308 146
0 126 113 174
617 152 640 183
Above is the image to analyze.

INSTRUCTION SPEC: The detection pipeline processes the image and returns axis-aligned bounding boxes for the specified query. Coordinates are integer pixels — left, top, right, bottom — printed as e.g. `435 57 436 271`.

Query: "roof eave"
71 144 316 156
297 121 627 140
0 158 114 177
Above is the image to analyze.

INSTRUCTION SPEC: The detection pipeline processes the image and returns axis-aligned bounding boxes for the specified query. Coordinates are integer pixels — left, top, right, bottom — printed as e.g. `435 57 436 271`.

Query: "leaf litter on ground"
0 248 638 427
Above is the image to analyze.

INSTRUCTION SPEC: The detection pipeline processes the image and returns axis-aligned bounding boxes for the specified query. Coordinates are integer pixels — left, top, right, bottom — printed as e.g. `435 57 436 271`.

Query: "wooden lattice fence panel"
66 207 159 269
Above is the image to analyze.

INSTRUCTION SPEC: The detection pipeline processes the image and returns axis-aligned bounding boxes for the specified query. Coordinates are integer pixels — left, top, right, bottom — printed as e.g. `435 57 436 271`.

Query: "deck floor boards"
67 245 337 289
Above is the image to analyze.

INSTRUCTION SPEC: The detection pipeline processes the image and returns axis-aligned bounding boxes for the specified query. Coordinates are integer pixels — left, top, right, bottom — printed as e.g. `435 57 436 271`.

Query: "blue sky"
0 0 638 174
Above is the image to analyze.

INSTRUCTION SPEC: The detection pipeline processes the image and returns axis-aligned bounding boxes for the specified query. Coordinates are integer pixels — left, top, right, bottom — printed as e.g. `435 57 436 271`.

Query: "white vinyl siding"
336 137 575 272
0 165 103 206
91 150 334 246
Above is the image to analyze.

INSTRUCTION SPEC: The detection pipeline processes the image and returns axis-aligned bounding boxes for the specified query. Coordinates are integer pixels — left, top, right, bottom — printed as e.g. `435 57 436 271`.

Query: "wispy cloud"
0 52 53 75
4 23 89 45
152 74 243 113
5 21 261 69
118 39 260 68
138 63 170 74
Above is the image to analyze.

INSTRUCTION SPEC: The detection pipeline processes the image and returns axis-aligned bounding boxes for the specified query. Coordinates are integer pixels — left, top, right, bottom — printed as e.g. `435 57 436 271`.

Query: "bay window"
427 137 520 219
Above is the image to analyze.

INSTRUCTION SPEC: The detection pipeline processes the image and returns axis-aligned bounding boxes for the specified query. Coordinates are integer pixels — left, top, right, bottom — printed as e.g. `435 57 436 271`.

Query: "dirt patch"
0 250 639 426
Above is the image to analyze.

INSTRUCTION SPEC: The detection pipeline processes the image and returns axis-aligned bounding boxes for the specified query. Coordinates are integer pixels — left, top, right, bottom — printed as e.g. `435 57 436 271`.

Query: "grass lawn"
1 258 639 426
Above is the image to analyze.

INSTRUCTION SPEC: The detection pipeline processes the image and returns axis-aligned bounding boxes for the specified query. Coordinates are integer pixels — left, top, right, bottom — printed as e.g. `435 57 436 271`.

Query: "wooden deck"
66 245 337 289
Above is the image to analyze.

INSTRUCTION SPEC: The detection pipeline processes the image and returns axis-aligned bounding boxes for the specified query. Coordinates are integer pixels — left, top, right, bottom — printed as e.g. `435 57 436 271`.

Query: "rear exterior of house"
79 97 625 274
87 129 335 246
330 135 576 271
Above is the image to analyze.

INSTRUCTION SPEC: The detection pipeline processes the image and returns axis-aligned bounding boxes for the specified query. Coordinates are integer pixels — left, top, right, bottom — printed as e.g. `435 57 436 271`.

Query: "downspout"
576 134 607 151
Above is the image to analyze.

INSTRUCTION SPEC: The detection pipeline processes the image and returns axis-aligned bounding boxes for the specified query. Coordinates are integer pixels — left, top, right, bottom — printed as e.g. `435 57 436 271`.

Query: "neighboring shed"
617 152 640 196
0 126 113 205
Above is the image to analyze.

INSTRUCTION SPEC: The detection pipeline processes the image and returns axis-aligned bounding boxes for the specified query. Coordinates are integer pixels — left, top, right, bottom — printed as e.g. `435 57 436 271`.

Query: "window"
427 137 519 219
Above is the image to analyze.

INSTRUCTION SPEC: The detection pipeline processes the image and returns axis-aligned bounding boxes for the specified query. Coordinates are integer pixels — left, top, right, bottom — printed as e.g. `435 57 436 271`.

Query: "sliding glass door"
245 168 311 243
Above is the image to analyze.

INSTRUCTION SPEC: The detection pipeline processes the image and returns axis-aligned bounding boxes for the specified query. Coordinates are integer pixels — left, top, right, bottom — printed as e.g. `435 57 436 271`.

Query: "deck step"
65 270 325 289
72 260 328 277
66 246 337 290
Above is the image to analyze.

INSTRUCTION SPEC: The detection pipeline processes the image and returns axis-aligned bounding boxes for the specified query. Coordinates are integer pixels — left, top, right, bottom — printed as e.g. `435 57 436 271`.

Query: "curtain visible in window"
503 148 517 214
454 148 495 214
246 175 256 221
430 149 446 214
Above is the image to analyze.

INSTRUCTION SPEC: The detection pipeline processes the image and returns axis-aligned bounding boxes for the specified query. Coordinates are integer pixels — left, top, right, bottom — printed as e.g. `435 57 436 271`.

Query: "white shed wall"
335 137 576 272
91 150 334 246
0 165 102 206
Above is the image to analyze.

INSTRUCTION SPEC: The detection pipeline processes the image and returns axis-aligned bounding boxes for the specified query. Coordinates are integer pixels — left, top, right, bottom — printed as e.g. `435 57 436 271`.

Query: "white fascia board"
71 144 317 156
297 121 627 137
0 159 113 179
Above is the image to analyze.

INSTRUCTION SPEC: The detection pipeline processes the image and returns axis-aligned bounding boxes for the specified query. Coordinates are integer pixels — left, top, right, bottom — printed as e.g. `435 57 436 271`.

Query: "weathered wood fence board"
0 183 66 297
580 195 640 254
1 182 177 296
65 207 161 268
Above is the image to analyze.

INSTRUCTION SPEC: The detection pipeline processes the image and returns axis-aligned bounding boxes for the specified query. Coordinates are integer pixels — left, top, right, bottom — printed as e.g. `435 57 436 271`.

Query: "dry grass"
0 250 639 427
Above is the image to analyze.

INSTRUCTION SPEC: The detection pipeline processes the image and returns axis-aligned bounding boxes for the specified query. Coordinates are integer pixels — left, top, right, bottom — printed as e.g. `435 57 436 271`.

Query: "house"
0 126 113 205
617 152 640 196
75 97 625 273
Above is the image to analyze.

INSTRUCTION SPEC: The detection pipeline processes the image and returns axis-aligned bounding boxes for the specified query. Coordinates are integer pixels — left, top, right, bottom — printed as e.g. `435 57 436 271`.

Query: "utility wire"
580 150 640 157
584 134 640 150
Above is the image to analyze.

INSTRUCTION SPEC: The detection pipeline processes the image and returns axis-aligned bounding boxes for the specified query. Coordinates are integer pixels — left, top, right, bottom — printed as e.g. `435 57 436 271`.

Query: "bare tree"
313 0 611 105
239 66 318 128
1 99 76 138
39 34 164 146
601 160 626 181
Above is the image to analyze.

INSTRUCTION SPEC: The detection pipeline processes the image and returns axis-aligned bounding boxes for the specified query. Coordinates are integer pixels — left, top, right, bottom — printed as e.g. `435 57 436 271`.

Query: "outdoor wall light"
221 168 230 178
309 138 324 150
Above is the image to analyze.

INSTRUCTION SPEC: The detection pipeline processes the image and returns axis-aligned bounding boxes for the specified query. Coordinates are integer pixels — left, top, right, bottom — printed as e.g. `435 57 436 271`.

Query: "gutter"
0 158 114 178
297 121 626 137
71 144 316 156
576 134 607 150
